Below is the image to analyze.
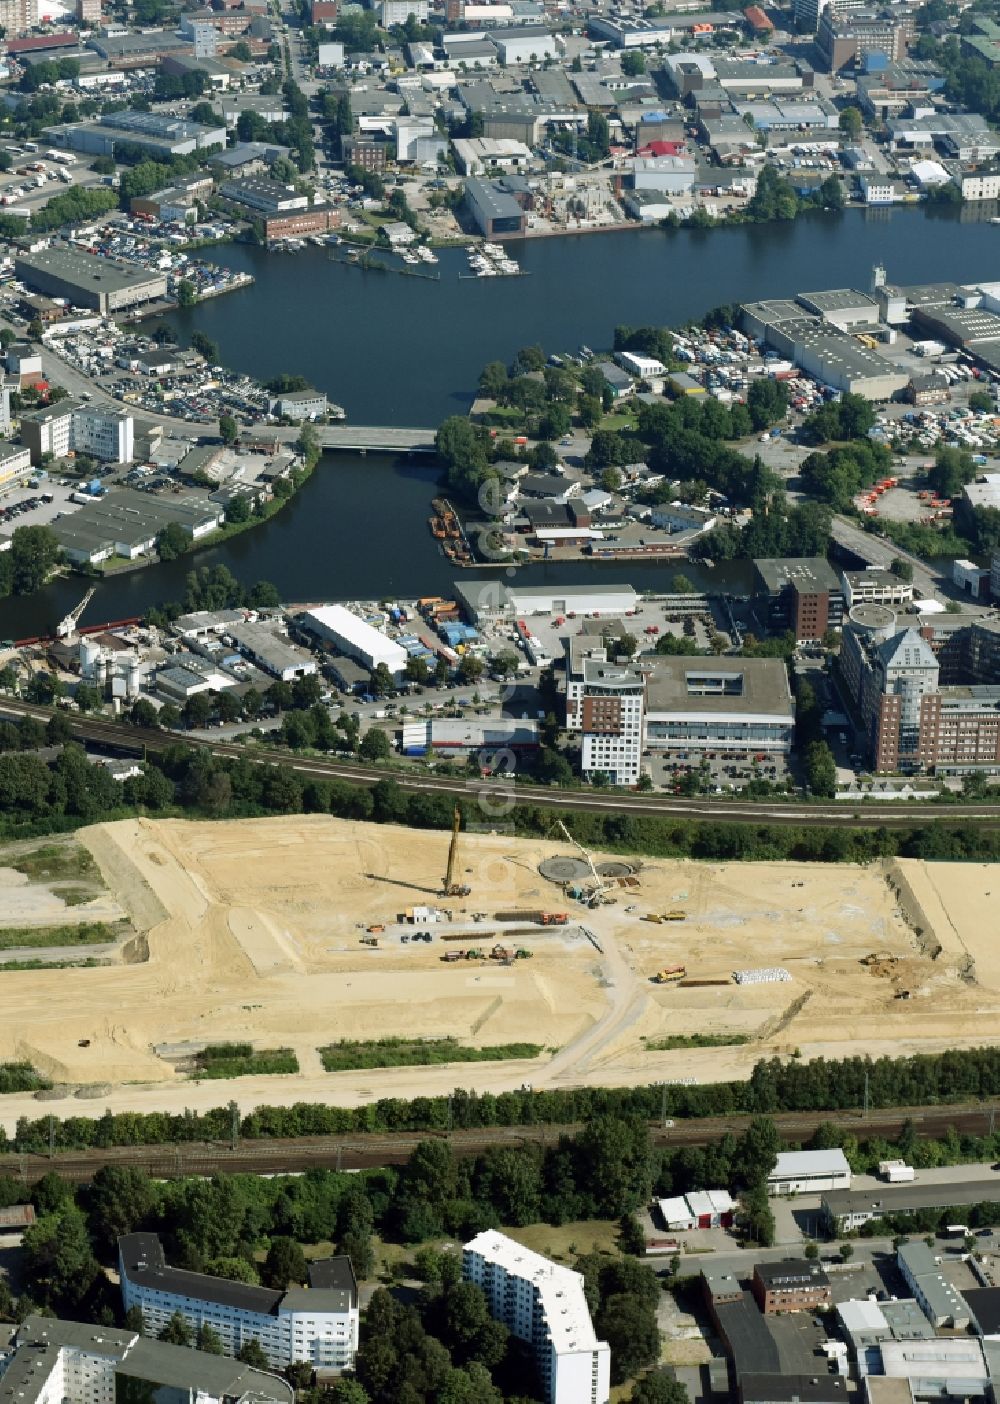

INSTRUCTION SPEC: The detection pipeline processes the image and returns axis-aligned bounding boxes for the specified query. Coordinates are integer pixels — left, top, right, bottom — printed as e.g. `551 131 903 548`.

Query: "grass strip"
0 922 115 950
320 1036 543 1072
642 1033 750 1051
193 1043 299 1079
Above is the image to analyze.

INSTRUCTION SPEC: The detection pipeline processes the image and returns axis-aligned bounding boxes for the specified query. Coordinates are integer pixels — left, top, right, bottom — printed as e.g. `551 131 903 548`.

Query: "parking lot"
0 476 87 540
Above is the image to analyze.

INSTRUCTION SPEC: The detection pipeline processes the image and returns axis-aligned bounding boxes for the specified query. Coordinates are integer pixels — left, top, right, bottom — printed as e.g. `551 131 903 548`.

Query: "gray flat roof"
52 487 219 554
714 1293 780 1375
824 1179 1000 1217
120 1233 284 1314
645 656 793 717
798 287 879 313
118 1337 292 1400
754 556 842 595
16 249 164 298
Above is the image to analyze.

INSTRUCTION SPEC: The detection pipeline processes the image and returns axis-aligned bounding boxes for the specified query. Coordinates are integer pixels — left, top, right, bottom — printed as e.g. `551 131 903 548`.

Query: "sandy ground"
0 816 997 1130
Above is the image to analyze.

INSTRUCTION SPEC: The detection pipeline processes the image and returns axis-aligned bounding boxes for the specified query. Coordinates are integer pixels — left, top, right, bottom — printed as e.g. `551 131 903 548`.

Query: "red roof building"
744 5 774 31
636 140 686 158
6 31 78 51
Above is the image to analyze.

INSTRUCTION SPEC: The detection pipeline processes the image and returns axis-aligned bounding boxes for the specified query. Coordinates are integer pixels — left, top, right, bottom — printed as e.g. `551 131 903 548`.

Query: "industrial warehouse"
740 268 1000 398
14 247 168 314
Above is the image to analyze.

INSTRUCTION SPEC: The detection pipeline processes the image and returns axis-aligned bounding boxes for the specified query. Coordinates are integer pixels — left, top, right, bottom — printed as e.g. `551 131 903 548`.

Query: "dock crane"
442 805 471 897
554 819 608 906
56 587 96 641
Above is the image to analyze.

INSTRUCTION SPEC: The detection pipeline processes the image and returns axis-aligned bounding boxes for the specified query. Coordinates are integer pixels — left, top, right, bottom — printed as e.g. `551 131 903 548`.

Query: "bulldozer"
442 806 471 897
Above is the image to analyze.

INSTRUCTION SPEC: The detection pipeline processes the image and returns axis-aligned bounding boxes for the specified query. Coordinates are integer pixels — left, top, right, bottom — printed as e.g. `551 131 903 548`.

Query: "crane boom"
56 586 96 641
554 819 605 896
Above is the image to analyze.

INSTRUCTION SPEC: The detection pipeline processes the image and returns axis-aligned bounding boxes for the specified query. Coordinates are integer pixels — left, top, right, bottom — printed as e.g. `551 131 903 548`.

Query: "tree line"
9 1046 1000 1156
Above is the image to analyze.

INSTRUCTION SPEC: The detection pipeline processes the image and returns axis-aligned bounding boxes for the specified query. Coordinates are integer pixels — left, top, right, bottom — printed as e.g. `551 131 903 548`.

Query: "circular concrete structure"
539 856 590 883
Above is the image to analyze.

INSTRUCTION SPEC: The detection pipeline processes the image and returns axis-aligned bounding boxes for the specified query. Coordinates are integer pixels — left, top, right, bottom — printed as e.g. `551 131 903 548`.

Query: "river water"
0 205 997 636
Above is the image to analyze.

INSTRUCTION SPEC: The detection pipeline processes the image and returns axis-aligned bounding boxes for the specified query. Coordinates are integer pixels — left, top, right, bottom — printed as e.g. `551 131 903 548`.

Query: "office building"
840 568 914 610
896 1240 969 1329
15 249 167 316
751 1260 832 1315
462 1230 610 1404
840 606 1000 773
19 401 134 465
0 1315 293 1404
816 9 914 71
766 1148 851 1195
565 645 793 784
753 557 844 642
301 603 408 678
119 1234 359 1371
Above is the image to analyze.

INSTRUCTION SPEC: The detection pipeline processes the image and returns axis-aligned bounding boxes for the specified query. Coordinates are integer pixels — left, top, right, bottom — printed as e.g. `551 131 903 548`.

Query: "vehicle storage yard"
0 818 998 1128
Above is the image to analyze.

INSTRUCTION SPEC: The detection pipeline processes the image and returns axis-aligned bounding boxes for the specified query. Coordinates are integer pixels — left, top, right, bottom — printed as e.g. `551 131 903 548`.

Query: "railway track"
4 698 1000 830
2 1101 995 1183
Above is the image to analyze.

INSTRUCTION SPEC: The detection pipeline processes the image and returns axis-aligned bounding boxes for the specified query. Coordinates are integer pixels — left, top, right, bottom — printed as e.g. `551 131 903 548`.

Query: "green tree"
458 654 484 684
359 729 391 762
330 1383 370 1404
262 1236 308 1289
236 1340 270 1370
838 105 863 141
85 1166 155 1253
176 279 197 308
196 1323 224 1354
219 414 239 445
191 331 219 364
158 1312 192 1346
891 557 913 582
156 522 189 561
596 1293 660 1385
629 1373 690 1404
21 1208 99 1313
9 525 59 595
804 740 837 799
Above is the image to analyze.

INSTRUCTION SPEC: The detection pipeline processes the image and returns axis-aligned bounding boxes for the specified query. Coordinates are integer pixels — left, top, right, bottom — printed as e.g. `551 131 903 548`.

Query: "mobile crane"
554 818 608 906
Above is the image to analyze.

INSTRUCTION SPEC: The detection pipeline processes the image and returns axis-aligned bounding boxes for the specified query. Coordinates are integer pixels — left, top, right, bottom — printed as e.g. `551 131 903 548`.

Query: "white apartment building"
463 1230 610 1404
20 400 134 465
0 1315 293 1404
118 1234 359 1372
841 568 913 610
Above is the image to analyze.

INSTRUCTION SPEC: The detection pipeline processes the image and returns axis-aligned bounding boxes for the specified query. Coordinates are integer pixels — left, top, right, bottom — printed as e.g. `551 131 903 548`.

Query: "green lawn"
599 411 636 430
319 1036 543 1073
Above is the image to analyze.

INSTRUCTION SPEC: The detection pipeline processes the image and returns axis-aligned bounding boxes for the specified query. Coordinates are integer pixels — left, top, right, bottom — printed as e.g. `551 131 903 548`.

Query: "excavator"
442 805 471 897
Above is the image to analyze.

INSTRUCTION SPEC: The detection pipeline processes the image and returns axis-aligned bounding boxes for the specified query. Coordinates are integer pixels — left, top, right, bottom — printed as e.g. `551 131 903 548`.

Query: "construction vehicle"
642 913 663 924
662 911 687 921
465 948 483 960
442 806 471 897
515 948 533 959
56 586 96 641
554 819 608 906
491 945 514 961
653 965 686 983
366 924 384 934
442 951 463 962
360 936 379 947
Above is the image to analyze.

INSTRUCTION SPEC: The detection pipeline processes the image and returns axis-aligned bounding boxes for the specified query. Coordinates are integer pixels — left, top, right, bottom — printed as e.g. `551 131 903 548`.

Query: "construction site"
0 813 998 1127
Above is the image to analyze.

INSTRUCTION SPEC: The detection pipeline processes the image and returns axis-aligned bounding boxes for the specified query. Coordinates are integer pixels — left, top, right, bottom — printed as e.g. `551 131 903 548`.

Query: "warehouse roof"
15 248 163 298
797 287 879 314
754 557 842 596
964 1287 1000 1337
770 1147 851 1177
824 1179 1000 1219
713 1293 780 1375
740 1376 848 1403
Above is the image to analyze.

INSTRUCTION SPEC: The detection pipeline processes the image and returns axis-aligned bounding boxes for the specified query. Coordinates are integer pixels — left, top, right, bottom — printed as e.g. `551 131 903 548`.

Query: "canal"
0 205 995 637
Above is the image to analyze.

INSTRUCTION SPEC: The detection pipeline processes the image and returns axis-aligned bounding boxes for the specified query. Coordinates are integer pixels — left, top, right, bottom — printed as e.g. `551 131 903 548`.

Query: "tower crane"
553 818 607 905
56 587 96 641
442 805 471 897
